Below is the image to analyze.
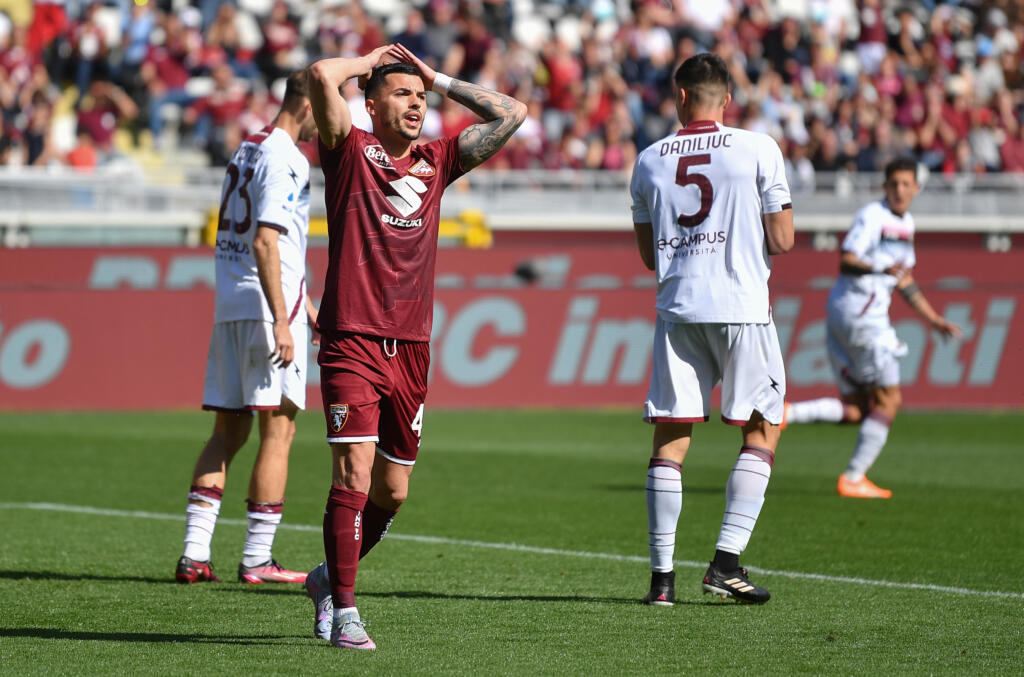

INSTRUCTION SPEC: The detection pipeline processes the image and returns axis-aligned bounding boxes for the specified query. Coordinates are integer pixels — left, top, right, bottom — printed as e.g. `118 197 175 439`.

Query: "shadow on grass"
0 570 176 585
359 590 728 607
599 484 724 494
601 483 832 496
214 587 733 607
0 627 308 645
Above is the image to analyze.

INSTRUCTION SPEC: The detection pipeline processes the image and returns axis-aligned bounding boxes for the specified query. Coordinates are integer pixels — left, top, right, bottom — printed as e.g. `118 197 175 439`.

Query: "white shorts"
202 319 307 412
644 317 786 426
826 312 905 394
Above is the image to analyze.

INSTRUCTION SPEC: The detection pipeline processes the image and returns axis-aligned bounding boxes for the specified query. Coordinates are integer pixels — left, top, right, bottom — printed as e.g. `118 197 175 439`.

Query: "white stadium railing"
1 166 1022 249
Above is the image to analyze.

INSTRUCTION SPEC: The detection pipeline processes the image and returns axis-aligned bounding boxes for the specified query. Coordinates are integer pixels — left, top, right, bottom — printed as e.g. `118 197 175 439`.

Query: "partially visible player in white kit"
783 158 961 499
175 71 320 585
631 54 794 606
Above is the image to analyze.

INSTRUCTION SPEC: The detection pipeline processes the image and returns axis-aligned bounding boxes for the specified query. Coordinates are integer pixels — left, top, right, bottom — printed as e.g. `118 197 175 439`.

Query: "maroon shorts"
318 331 429 465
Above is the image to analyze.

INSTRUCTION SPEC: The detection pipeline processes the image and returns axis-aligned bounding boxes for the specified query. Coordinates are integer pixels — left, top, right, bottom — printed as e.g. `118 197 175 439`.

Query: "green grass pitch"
1 409 1021 674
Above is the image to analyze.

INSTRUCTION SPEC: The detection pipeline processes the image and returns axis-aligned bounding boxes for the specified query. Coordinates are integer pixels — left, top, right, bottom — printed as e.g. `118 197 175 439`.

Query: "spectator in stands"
66 122 98 171
184 61 248 161
258 1 302 82
141 12 199 147
71 1 110 97
1000 125 1024 174
75 80 138 158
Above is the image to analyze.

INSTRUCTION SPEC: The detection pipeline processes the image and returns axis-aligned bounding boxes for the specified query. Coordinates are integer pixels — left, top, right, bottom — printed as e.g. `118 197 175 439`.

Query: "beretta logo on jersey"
408 159 435 177
364 145 394 170
329 403 349 433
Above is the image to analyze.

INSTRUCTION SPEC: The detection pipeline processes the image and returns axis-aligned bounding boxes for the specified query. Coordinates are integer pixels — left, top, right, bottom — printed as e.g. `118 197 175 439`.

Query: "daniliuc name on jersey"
659 134 733 156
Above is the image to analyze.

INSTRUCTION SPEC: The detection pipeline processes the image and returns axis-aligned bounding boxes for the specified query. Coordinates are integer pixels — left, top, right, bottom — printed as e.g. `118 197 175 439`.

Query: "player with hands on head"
631 53 794 608
783 158 962 498
175 71 319 587
303 42 526 650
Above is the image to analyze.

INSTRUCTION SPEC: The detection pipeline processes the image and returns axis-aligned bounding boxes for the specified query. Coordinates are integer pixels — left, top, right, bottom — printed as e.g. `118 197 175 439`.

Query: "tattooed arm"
387 43 527 170
448 80 528 170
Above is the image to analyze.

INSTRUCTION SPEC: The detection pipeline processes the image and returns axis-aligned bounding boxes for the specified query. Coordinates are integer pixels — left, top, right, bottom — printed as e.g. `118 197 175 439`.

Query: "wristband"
431 72 453 95
898 281 921 300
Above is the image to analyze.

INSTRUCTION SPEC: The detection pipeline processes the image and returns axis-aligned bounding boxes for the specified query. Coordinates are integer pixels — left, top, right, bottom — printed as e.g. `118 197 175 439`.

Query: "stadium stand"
0 0 1021 180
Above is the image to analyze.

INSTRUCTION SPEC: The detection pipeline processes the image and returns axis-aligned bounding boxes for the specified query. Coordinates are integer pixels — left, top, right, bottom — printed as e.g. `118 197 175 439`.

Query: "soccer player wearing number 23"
631 54 794 606
304 43 526 650
175 72 319 586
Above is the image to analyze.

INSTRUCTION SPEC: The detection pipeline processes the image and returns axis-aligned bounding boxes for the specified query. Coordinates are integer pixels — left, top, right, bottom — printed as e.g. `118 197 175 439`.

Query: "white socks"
844 412 891 481
242 500 284 567
788 397 845 424
183 485 222 562
716 446 774 556
645 458 682 573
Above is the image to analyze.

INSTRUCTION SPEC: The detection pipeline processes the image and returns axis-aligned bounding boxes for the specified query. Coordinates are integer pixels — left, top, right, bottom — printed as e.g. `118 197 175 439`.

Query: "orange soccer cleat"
837 474 893 499
780 402 791 430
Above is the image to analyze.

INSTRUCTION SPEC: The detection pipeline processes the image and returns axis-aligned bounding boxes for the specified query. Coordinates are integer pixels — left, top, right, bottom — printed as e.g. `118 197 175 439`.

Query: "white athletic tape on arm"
432 73 452 95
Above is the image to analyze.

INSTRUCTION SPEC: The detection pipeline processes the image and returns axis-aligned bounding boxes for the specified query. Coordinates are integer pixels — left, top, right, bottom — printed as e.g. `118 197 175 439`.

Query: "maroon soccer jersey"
317 128 465 341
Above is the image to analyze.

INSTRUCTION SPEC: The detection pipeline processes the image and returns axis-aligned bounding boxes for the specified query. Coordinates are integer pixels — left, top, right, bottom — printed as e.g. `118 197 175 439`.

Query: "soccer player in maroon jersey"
303 43 526 650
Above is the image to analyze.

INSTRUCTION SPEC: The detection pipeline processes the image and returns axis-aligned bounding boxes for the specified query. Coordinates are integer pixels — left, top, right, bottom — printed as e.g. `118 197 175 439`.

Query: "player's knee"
372 485 407 510
210 427 249 453
845 404 866 423
875 387 902 415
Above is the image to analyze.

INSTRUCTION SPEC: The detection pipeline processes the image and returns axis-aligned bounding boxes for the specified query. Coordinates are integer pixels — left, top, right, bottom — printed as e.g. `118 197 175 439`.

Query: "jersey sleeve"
757 135 791 214
254 154 302 233
629 154 651 223
437 135 467 186
905 215 917 269
841 206 880 261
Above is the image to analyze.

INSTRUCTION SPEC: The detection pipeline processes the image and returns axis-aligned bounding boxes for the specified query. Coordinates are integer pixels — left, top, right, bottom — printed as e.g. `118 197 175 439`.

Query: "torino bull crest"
329 403 349 433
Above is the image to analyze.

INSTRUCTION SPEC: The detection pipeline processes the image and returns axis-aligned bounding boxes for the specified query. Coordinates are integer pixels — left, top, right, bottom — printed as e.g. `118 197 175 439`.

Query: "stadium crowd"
1 0 1022 182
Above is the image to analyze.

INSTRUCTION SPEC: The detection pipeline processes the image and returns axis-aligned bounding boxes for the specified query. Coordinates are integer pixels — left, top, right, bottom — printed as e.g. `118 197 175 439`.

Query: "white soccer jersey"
631 120 791 324
828 200 916 324
213 125 311 324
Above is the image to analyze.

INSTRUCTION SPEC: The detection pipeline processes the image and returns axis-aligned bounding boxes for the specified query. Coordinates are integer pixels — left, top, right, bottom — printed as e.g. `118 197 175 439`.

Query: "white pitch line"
2 501 1022 601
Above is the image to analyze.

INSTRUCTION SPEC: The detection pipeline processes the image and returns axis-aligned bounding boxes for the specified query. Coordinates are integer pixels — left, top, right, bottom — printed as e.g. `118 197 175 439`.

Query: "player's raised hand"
270 319 295 368
386 43 437 87
884 262 910 280
356 44 395 89
934 317 963 341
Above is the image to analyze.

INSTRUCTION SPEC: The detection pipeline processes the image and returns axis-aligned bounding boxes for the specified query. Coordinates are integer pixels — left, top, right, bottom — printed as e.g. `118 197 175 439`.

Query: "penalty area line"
1 501 1021 601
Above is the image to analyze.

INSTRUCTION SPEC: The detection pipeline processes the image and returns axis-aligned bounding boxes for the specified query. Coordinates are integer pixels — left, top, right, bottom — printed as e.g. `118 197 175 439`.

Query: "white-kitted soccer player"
631 53 794 606
784 158 961 498
175 71 319 585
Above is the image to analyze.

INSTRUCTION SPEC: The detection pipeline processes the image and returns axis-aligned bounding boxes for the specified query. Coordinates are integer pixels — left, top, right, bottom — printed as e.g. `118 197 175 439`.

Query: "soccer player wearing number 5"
783 158 962 498
303 44 525 650
175 71 319 586
631 54 794 606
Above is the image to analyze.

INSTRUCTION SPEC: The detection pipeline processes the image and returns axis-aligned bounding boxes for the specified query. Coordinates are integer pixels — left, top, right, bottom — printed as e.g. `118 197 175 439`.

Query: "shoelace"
340 617 370 638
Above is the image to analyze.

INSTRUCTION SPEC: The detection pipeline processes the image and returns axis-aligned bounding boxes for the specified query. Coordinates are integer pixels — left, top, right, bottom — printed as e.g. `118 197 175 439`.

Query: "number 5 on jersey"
676 154 713 228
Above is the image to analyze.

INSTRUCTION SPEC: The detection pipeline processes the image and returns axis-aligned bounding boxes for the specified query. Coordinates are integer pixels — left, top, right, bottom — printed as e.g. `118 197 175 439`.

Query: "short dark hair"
674 53 731 108
281 69 310 111
884 157 919 182
364 62 422 99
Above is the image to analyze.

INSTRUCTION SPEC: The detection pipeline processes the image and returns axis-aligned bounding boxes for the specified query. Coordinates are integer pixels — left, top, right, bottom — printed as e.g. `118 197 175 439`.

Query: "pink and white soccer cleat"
304 561 333 640
237 559 307 584
331 609 375 650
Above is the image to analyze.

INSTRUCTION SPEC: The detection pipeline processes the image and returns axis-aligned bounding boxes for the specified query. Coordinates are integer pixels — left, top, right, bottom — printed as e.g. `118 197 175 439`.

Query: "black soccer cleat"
642 570 675 606
701 563 770 604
